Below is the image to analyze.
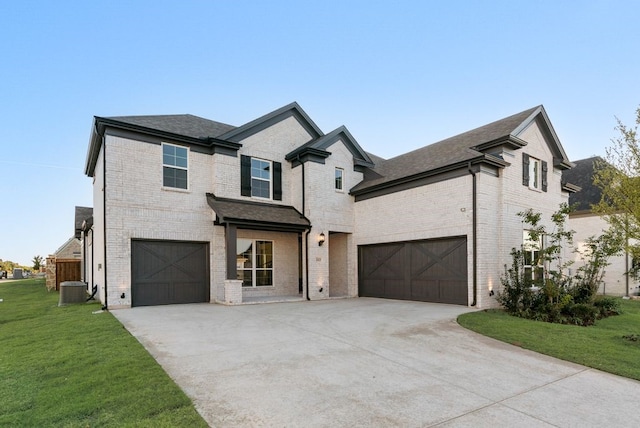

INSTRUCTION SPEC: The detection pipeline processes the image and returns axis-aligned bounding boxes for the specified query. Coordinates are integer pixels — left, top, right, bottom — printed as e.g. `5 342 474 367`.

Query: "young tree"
593 105 640 277
32 255 43 271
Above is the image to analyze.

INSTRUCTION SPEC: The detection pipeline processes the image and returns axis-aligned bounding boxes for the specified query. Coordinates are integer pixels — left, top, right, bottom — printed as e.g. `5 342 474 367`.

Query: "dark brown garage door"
131 240 209 307
358 236 468 305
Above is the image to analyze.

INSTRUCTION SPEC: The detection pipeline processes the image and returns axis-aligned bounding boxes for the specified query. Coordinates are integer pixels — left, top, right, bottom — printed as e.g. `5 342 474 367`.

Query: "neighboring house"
84 102 577 309
54 236 82 260
74 206 94 293
564 157 638 296
45 236 82 291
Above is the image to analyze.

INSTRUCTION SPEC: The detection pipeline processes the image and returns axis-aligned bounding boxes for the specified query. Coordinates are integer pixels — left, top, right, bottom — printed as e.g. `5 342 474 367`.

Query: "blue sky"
1 0 639 266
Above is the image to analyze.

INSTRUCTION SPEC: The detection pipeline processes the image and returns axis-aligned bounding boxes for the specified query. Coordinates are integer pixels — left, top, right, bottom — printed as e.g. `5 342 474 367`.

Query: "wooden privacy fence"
46 257 81 291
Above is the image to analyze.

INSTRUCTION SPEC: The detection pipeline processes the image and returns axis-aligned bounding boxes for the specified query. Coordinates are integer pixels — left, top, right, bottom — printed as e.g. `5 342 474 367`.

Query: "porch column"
225 224 237 280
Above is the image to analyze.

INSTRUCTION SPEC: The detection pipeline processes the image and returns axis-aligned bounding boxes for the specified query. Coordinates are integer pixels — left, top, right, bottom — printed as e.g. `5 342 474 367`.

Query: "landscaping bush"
497 204 623 326
594 296 622 318
565 303 599 326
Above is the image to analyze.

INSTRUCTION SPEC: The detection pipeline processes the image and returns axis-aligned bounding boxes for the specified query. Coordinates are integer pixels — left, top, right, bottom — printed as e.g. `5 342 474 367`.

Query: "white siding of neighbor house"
305 141 362 299
570 213 637 296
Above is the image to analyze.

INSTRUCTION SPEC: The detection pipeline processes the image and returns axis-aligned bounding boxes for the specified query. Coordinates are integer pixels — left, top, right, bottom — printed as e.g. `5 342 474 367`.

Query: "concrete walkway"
114 298 640 427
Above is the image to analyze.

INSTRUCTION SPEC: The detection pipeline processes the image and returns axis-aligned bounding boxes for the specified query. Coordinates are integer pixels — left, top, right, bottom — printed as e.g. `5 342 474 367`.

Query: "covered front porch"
207 194 311 305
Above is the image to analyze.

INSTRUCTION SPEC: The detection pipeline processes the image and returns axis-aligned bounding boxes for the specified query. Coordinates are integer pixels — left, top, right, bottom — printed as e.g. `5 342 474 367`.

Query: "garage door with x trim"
358 236 468 305
131 240 210 307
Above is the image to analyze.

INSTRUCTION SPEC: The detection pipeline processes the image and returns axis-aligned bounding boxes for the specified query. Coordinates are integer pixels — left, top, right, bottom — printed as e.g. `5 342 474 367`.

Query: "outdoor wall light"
489 290 495 297
318 232 326 246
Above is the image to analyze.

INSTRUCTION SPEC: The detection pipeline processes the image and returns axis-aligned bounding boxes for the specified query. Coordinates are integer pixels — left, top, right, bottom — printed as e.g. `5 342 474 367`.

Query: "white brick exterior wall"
214 116 313 207
101 135 216 308
304 141 362 299
354 121 571 309
92 115 323 307
570 213 637 296
88 108 574 310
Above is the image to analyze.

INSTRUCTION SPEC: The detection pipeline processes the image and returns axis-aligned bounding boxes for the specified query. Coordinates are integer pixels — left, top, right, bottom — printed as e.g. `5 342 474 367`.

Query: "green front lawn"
458 298 640 381
0 278 208 427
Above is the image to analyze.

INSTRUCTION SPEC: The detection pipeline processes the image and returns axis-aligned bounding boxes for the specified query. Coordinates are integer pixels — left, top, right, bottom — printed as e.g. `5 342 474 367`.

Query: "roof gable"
219 102 323 143
513 106 573 169
285 125 374 168
54 236 80 257
351 105 573 197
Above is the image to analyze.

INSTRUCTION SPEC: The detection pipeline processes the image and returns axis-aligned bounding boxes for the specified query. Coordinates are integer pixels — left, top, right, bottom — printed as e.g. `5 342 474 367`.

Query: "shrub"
594 297 622 318
496 205 623 326
565 303 599 326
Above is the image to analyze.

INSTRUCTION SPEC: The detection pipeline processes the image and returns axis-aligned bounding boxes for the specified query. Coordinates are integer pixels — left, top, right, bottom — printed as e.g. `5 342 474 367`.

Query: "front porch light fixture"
318 232 325 246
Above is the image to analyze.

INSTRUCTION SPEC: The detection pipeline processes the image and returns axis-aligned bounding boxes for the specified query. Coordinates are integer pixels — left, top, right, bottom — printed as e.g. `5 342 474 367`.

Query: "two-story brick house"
84 102 576 309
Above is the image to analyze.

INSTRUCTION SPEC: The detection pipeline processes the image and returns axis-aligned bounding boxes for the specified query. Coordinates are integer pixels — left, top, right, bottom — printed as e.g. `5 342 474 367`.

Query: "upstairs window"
335 167 344 191
251 158 271 199
522 153 547 192
529 157 540 189
241 155 282 200
162 143 188 189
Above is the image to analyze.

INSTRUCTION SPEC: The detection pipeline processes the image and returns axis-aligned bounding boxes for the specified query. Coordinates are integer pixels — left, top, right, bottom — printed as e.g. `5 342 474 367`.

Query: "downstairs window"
237 239 273 287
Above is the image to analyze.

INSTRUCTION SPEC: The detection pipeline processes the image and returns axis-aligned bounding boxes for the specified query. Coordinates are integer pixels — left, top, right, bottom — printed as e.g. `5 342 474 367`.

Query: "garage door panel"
362 245 405 278
360 279 385 296
439 280 468 303
132 240 209 307
134 282 172 307
359 237 467 305
384 279 410 300
410 280 440 301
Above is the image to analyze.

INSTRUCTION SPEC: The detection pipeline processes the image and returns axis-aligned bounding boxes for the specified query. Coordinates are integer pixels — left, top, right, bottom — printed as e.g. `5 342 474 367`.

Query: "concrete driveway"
114 298 640 427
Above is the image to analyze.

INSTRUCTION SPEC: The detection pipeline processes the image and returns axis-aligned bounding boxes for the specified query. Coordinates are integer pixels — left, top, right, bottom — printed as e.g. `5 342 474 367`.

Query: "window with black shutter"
522 153 530 186
240 155 282 200
523 153 547 192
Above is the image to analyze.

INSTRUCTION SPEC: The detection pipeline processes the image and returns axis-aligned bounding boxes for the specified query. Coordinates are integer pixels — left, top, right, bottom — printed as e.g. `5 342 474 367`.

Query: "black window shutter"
241 155 251 196
273 161 282 201
541 160 548 192
522 153 530 186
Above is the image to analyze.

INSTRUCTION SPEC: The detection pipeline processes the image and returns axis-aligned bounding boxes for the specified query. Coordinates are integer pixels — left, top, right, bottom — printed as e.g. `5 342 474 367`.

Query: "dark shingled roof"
563 157 604 212
106 114 236 140
74 206 93 239
351 106 540 192
206 194 310 232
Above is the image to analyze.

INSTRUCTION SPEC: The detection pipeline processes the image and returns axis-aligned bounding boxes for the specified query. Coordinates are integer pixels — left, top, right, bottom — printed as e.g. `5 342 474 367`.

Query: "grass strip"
457 298 640 381
0 278 208 427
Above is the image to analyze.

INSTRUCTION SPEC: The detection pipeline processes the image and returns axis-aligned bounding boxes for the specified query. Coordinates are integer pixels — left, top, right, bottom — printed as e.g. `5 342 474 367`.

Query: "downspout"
81 228 86 285
91 228 95 297
298 154 310 301
468 162 477 307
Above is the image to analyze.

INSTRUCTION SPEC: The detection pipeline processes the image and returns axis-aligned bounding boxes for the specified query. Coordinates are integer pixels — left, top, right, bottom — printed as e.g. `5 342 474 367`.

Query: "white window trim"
523 230 543 282
162 142 189 191
237 239 274 287
251 157 272 200
528 156 541 191
335 167 344 192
